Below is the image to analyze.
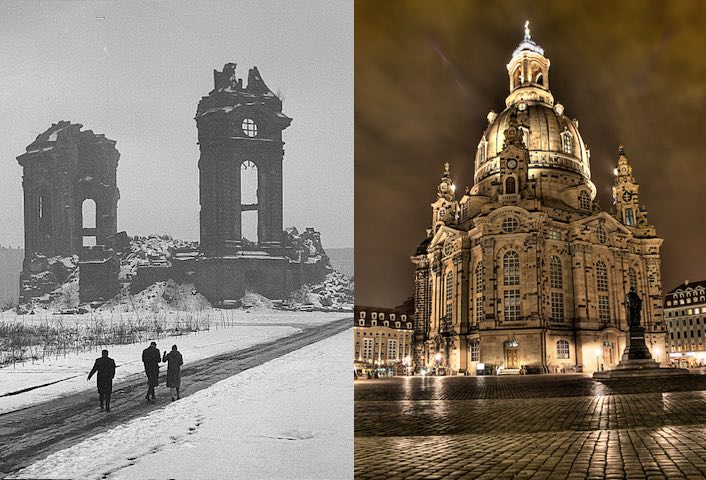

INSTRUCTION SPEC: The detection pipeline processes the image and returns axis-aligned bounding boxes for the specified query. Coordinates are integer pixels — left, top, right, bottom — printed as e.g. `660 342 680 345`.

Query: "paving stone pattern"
355 374 706 479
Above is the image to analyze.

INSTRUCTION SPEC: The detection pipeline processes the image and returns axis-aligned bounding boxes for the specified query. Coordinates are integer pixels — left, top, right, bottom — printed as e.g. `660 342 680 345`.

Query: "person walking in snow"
162 345 184 401
87 349 116 412
142 341 161 402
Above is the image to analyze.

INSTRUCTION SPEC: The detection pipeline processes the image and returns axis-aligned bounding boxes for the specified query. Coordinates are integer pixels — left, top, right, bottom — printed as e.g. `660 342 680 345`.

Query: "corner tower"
196 63 292 256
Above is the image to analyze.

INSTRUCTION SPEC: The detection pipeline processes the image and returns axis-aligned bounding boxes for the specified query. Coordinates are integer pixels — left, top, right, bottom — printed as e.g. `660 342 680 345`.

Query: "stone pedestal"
594 325 688 380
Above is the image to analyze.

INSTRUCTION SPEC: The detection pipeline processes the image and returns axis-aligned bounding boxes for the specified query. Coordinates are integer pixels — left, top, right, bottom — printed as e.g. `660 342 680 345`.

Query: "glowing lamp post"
434 352 441 375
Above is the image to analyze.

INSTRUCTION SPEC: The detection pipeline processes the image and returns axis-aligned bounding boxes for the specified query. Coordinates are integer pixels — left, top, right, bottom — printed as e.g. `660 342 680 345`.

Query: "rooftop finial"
443 162 450 177
524 20 531 41
618 144 625 156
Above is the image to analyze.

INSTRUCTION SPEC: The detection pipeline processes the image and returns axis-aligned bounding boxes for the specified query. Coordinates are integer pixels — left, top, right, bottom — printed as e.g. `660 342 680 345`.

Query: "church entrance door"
506 348 519 369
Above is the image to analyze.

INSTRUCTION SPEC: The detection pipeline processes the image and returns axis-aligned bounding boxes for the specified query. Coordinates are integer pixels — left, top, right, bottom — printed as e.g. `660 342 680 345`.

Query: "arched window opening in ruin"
82 198 97 247
241 160 258 245
39 195 45 219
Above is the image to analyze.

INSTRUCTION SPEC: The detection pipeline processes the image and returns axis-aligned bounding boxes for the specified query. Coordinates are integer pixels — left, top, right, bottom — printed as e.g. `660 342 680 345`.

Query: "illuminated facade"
354 306 414 374
665 280 706 366
411 24 667 374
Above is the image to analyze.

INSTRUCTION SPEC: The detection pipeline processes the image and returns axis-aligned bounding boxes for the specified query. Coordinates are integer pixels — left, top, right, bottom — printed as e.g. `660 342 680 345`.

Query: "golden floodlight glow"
450 183 456 193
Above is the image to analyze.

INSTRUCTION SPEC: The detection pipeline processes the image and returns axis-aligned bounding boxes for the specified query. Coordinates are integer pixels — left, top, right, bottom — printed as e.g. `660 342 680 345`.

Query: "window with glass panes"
504 251 520 286
551 292 564 320
557 339 570 359
504 289 521 321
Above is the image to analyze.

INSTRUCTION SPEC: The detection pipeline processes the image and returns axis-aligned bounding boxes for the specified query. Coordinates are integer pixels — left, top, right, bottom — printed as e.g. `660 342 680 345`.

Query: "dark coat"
88 356 116 394
142 346 161 386
162 350 183 388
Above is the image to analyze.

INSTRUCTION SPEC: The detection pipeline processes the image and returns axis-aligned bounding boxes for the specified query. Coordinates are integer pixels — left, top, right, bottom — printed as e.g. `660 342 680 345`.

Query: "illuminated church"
411 24 667 374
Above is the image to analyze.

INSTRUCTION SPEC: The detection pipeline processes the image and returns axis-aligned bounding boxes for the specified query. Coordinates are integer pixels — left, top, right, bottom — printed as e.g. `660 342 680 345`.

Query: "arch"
579 190 591 211
241 160 258 244
624 208 635 226
82 198 97 247
505 176 516 194
503 251 520 286
512 65 523 89
535 72 544 86
560 130 573 154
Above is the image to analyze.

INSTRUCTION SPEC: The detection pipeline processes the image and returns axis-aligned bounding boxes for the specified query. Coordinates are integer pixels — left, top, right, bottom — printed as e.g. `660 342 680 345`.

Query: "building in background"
411 25 666 375
354 306 414 376
665 280 706 367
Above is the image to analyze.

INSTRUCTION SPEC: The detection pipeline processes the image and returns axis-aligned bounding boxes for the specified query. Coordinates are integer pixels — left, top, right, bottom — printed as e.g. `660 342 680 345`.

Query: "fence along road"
0 316 352 476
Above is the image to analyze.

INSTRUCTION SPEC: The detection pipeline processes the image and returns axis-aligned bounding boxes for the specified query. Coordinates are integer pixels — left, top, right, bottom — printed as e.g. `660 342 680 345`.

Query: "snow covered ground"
0 310 337 414
11 329 353 480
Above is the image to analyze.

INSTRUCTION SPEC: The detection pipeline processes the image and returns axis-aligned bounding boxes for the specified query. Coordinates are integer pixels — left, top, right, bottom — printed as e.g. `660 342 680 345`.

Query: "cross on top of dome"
512 20 544 57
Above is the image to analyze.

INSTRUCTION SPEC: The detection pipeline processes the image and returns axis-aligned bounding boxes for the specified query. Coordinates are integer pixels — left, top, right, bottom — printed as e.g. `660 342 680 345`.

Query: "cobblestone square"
355 374 706 479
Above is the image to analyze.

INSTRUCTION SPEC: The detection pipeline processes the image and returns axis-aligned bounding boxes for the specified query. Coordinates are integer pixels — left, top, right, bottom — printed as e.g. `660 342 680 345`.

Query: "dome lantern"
506 21 554 108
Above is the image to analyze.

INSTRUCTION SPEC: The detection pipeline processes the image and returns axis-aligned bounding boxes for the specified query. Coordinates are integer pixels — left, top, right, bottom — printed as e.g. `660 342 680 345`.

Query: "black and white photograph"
0 1 353 478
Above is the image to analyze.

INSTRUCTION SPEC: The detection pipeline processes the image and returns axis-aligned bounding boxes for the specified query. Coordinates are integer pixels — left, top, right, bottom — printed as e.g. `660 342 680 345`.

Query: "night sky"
355 0 706 308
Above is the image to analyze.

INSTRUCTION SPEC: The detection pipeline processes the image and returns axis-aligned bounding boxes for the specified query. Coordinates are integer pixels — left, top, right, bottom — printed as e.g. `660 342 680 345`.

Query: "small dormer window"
371 312 377 320
380 313 385 320
401 315 406 321
359 319 364 326
390 314 395 321
242 118 258 137
372 320 377 326
359 311 366 319
407 322 412 329
395 322 400 328
384 321 389 327
560 130 572 154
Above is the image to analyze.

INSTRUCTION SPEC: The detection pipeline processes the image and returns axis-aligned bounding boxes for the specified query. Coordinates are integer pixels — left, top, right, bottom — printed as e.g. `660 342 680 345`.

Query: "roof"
666 280 706 296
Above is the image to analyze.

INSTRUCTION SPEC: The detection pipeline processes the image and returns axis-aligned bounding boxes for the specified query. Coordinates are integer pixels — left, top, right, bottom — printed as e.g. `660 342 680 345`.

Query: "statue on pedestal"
626 287 642 328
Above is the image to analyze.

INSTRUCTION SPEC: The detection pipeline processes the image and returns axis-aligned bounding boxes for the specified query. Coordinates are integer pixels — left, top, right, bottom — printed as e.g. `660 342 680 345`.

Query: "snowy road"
0 316 351 477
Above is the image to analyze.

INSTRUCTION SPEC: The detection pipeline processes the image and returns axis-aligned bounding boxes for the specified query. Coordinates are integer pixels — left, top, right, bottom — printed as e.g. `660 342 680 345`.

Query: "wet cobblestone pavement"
355 374 706 479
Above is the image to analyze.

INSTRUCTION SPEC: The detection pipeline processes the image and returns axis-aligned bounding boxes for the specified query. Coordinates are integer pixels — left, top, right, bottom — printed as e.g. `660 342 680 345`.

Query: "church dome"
475 102 591 183
473 22 594 193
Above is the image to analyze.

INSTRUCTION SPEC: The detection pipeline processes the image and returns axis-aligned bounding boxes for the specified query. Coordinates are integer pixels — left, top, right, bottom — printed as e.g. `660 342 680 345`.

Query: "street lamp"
434 352 441 375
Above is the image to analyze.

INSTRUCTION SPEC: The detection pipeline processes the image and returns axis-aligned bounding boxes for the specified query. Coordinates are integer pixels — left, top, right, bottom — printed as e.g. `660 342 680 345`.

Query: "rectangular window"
598 295 610 321
504 289 521 321
471 341 480 362
475 297 483 323
557 340 570 359
362 338 374 360
387 339 398 361
551 292 564 321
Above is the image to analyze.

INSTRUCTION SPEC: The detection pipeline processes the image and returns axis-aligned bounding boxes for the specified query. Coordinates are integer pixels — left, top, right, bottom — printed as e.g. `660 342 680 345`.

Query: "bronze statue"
626 287 642 328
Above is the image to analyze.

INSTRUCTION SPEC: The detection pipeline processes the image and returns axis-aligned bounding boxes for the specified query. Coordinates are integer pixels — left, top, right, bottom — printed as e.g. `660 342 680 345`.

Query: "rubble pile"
120 235 198 281
286 271 353 312
17 255 80 313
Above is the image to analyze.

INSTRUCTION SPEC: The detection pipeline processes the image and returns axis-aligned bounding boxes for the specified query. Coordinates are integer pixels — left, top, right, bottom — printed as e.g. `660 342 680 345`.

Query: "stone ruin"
16 122 120 305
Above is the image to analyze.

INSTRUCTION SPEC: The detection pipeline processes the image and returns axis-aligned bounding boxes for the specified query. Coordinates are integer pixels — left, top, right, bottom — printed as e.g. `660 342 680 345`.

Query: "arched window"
474 263 484 324
536 72 544 86
503 251 520 286
579 191 591 211
478 138 488 164
557 340 569 359
82 198 97 247
550 256 563 289
241 160 258 244
560 131 573 154
513 66 522 89
505 177 516 194
624 208 635 226
445 271 453 318
596 261 610 322
628 268 638 292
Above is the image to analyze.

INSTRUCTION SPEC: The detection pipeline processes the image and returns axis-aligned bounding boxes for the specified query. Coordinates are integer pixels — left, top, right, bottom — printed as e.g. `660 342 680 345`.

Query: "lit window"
598 295 610 321
551 292 564 320
478 138 488 163
550 256 563 289
501 217 519 233
561 131 573 154
503 251 520 286
557 340 570 359
242 118 258 137
548 229 561 241
362 338 374 360
504 289 521 321
387 339 398 361
471 341 480 362
445 271 453 318
475 263 484 294
579 191 591 210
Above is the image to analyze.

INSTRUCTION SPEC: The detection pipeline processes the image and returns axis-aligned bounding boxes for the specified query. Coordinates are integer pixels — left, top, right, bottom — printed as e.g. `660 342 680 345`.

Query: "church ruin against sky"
411 24 666 375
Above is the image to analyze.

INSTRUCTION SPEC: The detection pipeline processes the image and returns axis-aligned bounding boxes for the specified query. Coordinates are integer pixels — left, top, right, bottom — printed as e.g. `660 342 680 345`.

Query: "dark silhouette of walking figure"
163 345 184 401
87 349 116 412
142 341 161 402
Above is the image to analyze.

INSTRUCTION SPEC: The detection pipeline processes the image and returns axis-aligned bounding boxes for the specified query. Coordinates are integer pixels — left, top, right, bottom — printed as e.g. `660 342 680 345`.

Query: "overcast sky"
0 0 353 250
356 0 706 307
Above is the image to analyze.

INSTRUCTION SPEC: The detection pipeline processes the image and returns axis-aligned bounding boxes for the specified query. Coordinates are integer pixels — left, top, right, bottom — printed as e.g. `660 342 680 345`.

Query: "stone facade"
411 26 667 375
193 64 329 303
664 280 706 367
17 122 120 303
354 306 415 375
